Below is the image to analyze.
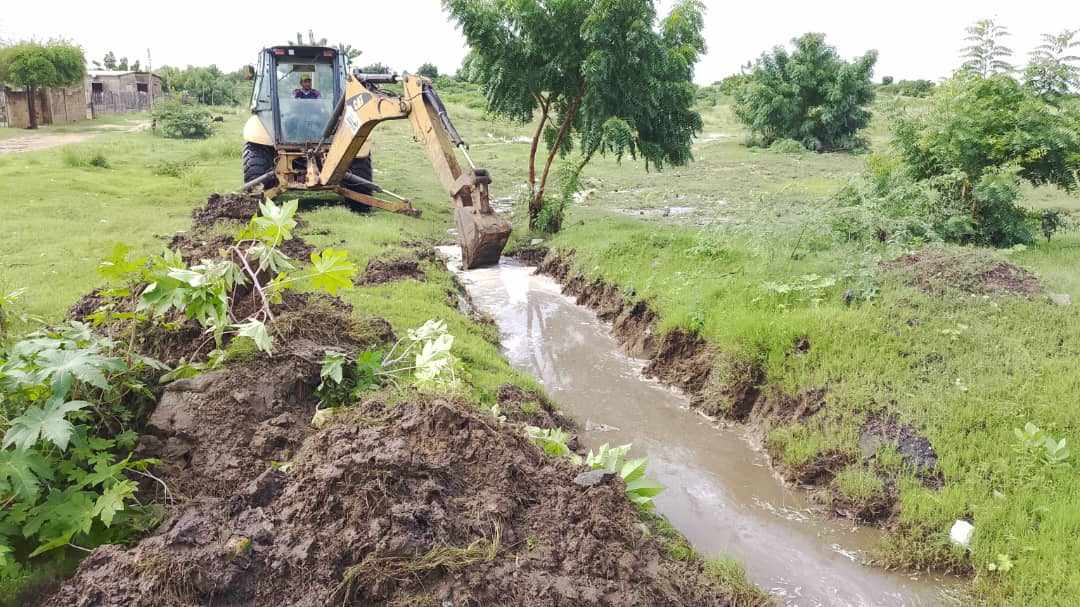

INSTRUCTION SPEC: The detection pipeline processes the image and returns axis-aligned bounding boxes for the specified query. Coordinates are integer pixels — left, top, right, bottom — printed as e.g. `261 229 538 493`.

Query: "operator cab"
248 46 346 146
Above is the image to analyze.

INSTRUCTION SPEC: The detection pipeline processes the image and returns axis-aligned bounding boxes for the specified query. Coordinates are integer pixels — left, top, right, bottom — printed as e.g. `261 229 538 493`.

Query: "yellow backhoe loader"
240 45 510 268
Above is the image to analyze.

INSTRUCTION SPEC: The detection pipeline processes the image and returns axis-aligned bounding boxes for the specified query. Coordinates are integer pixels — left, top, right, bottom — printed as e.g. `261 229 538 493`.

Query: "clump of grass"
221 335 260 364
61 147 110 168
835 465 886 502
152 158 197 178
769 138 806 155
639 509 697 562
703 557 774 607
335 524 500 602
182 167 207 188
195 137 240 161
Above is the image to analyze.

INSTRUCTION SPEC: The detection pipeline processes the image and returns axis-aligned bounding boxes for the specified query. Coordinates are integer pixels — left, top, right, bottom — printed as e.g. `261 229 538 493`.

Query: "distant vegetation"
732 32 878 151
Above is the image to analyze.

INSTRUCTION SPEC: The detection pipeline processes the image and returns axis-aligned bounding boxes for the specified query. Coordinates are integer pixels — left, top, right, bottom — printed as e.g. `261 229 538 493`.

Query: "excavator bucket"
455 206 511 269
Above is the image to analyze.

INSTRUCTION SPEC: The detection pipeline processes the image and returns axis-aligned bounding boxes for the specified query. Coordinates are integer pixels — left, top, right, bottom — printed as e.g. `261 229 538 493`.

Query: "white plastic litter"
950 520 974 548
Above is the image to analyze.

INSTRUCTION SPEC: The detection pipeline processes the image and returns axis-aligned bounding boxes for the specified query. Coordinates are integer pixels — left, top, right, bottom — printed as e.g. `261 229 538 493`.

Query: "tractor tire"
242 142 277 189
343 154 374 196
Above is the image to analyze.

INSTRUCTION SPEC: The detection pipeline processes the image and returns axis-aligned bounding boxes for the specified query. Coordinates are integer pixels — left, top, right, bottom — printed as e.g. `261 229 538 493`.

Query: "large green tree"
0 42 86 129
444 0 706 230
733 33 877 151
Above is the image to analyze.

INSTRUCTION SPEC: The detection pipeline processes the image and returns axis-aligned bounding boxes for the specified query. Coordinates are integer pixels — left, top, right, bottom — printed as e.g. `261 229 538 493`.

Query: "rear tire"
242 142 277 189
344 155 374 196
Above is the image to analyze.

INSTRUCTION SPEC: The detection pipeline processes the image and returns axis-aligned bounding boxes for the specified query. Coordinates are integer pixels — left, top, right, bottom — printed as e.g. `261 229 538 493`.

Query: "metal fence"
90 91 155 115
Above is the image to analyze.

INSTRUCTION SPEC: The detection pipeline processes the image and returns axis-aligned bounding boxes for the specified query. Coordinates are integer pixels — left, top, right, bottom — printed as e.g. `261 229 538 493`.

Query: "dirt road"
0 133 93 154
0 121 149 154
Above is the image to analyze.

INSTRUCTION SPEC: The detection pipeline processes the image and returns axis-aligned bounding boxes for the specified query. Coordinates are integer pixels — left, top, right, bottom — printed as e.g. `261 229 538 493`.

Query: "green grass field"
2 89 1079 606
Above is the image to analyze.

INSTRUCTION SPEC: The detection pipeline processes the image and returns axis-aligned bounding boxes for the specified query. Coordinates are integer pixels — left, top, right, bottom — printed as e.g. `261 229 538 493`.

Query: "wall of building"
2 86 88 128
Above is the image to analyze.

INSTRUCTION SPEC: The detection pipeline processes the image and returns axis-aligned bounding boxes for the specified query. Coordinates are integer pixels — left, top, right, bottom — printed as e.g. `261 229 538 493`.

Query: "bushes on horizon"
733 33 877 151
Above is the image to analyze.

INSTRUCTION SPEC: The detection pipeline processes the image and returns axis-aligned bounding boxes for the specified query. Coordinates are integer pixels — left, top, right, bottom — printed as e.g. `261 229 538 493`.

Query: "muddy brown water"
440 248 954 607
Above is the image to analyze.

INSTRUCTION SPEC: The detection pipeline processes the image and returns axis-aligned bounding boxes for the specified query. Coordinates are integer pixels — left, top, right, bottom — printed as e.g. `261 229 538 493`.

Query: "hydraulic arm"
257 71 510 269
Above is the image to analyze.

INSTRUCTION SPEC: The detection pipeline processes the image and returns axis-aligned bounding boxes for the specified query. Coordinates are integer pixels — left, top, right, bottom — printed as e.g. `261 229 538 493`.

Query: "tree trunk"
532 82 586 229
27 85 38 130
528 94 549 187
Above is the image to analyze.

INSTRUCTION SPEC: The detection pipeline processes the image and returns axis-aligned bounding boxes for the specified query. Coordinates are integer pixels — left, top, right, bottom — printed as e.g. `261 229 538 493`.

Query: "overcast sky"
2 1 1078 84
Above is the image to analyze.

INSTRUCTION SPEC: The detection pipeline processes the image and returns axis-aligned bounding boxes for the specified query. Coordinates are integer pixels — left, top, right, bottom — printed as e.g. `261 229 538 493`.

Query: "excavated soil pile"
192 192 265 229
44 389 732 607
884 247 1041 298
357 256 426 285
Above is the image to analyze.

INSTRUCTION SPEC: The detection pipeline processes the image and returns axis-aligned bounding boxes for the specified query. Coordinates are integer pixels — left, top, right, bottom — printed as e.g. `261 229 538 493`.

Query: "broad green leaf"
253 199 298 245
407 319 448 342
3 398 92 451
0 449 53 501
167 267 208 287
25 487 96 556
234 319 273 354
319 350 346 389
626 476 666 497
36 347 117 392
0 542 12 570
94 479 138 527
97 243 146 282
307 249 357 295
620 457 649 483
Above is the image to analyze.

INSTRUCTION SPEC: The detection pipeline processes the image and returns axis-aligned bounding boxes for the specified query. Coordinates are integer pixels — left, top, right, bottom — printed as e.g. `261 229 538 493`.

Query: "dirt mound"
357 256 425 285
884 247 1041 298
192 192 266 230
44 394 733 607
508 245 550 267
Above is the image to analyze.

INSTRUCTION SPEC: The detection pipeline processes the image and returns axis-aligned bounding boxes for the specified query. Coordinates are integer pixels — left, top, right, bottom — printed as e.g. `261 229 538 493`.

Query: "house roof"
86 70 159 78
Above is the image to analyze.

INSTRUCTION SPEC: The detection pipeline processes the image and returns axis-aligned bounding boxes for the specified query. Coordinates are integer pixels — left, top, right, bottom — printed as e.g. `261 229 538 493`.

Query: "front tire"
242 142 277 189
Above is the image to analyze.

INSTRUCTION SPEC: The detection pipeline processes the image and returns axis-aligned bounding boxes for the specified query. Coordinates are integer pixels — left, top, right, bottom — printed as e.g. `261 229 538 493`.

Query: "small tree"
733 33 877 151
1024 29 1080 99
892 73 1080 246
0 42 86 129
961 19 1013 77
445 0 706 230
117 56 129 71
417 63 439 79
103 51 117 70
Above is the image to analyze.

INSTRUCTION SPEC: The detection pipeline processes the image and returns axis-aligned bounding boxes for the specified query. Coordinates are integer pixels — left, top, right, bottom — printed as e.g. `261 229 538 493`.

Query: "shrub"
892 73 1080 246
769 138 806 155
151 98 214 139
894 79 936 97
733 33 877 151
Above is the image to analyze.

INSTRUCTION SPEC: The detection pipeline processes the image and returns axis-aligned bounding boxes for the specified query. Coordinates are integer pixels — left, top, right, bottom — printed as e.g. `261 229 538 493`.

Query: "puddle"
440 248 955 607
615 206 697 218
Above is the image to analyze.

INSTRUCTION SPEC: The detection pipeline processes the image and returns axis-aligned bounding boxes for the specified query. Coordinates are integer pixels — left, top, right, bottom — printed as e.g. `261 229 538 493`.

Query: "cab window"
276 58 335 142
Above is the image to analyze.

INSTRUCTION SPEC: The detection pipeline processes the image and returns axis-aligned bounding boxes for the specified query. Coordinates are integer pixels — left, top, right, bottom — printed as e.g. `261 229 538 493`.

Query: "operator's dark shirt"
293 88 321 99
